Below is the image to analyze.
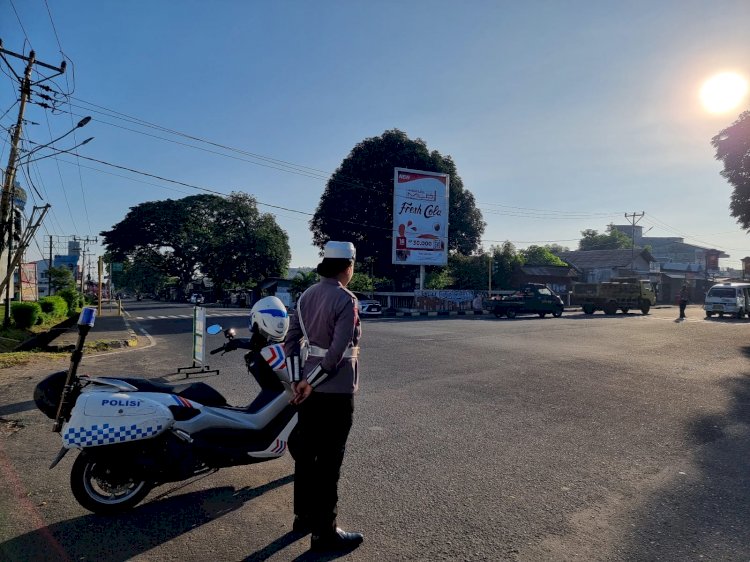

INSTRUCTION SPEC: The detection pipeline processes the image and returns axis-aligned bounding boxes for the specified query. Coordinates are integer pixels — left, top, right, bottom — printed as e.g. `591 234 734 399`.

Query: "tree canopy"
712 110 750 229
310 129 485 286
579 225 633 250
101 193 290 293
491 242 525 289
520 245 567 266
48 266 76 293
109 250 168 296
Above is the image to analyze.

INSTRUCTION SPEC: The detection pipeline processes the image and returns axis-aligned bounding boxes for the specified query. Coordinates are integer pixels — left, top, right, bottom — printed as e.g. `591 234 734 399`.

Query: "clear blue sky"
1 1 749 271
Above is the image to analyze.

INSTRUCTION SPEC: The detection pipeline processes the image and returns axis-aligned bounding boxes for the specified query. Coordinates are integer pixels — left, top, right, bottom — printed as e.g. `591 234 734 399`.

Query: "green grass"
0 304 78 353
0 351 67 369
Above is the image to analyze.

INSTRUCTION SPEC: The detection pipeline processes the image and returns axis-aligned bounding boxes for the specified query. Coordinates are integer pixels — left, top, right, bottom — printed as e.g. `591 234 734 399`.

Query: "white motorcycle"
33 307 297 514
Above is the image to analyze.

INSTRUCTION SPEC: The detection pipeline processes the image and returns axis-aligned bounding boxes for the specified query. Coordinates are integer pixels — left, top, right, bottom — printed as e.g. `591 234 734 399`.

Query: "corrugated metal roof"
520 265 578 277
558 249 654 269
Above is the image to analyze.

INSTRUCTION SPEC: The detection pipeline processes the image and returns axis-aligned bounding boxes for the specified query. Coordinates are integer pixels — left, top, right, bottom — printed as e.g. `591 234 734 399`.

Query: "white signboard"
392 168 449 266
193 306 206 364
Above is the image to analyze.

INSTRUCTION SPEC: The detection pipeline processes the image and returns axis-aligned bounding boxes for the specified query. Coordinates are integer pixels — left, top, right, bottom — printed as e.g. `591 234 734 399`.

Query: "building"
512 265 579 296
612 225 729 302
558 249 656 283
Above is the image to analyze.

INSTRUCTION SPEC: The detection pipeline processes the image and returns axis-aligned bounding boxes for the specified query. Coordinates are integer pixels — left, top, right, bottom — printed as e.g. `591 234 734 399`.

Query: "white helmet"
250 296 289 342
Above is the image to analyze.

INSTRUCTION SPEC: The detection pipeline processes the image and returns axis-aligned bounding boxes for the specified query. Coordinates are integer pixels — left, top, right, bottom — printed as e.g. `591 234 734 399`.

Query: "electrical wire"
43 0 64 54
40 150 408 237
643 213 732 252
34 8 91 232
69 97 329 176
41 111 78 233
58 101 631 222
8 0 31 49
0 100 19 123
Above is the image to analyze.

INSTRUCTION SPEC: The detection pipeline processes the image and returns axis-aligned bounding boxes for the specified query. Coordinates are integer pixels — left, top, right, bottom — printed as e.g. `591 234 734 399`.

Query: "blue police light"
78 307 97 327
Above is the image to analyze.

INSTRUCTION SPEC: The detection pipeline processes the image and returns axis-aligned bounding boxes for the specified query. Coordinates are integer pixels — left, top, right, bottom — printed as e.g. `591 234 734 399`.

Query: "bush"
57 288 83 313
39 296 69 318
11 302 41 329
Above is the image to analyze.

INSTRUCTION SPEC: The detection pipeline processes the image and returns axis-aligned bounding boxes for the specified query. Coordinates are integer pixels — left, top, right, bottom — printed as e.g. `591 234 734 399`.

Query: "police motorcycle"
33 297 296 514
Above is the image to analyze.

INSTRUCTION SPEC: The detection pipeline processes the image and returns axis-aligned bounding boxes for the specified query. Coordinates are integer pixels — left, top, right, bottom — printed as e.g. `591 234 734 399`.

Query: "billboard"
392 168 449 266
20 262 37 301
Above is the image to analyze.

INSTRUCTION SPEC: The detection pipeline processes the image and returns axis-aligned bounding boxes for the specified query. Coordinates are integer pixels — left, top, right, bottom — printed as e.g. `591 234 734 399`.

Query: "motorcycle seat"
116 377 228 408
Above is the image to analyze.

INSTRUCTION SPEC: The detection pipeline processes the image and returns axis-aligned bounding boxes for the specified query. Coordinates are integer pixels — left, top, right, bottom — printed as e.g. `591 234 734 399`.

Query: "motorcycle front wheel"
71 451 153 514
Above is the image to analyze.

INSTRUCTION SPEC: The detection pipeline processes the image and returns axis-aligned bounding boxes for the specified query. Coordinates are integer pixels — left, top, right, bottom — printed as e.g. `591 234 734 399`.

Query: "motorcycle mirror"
78 307 97 327
206 324 223 335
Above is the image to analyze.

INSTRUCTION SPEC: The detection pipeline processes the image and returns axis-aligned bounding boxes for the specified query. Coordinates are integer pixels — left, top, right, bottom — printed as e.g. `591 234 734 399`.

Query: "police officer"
285 241 364 552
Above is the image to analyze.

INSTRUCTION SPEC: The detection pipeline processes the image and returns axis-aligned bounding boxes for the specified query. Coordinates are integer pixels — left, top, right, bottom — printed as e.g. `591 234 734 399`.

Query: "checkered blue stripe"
63 422 164 447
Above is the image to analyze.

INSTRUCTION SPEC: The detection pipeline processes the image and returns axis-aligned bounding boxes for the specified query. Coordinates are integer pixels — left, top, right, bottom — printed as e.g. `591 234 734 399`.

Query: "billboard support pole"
420 265 425 290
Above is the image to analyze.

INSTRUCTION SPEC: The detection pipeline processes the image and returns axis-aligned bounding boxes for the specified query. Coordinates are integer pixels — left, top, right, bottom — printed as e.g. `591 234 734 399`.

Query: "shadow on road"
0 474 294 562
615 365 750 559
243 531 361 562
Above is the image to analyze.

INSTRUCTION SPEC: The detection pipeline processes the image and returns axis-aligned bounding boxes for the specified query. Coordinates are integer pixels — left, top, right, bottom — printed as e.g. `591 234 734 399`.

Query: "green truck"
571 277 656 315
484 283 565 319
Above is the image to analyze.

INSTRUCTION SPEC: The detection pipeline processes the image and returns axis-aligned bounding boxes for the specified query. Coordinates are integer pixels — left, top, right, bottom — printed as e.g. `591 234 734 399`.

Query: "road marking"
130 311 250 321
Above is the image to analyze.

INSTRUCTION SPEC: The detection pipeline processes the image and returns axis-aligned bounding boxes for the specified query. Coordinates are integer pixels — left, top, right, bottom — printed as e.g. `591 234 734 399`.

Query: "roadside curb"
379 305 675 318
382 310 492 317
121 315 139 344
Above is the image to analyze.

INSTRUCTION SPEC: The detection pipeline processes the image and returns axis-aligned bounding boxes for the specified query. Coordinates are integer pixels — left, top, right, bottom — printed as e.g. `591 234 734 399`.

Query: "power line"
8 0 31 49
43 0 64 54
40 97 629 224
643 213 732 252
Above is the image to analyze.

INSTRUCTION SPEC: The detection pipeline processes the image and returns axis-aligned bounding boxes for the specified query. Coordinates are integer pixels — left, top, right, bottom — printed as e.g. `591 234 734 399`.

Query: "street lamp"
19 116 92 162
22 137 95 165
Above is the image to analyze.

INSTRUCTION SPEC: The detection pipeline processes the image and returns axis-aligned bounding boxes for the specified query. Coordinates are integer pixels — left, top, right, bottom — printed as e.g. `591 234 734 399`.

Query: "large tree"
200 193 291 287
520 245 567 266
109 249 168 296
491 242 525 290
579 225 633 250
101 193 290 293
712 110 750 229
310 129 485 286
447 253 489 290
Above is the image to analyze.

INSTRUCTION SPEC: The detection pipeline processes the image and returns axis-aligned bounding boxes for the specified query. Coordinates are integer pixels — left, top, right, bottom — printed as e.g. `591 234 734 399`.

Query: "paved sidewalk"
47 302 137 351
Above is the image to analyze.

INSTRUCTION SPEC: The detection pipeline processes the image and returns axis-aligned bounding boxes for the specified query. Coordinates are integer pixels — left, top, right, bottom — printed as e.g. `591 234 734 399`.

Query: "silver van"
704 282 750 318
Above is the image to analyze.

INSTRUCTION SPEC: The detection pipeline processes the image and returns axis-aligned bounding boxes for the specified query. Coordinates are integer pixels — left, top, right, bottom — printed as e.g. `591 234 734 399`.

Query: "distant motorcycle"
33 307 296 514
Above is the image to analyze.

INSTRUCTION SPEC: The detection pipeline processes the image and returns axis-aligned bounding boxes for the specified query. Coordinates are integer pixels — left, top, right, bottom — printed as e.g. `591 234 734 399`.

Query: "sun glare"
700 72 749 114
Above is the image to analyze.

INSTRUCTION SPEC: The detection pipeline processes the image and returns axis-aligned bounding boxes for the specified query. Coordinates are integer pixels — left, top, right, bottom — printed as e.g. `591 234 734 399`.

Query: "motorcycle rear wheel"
71 451 153 514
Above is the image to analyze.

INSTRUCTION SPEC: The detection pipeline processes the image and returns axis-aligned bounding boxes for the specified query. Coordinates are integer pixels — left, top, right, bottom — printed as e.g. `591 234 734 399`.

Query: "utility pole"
488 253 492 294
48 234 53 297
624 211 645 274
73 235 97 295
0 205 50 301
97 255 103 316
0 40 66 325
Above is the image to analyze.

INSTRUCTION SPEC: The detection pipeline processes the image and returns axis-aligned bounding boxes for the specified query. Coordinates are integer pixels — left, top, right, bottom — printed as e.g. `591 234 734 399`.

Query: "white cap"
323 241 356 260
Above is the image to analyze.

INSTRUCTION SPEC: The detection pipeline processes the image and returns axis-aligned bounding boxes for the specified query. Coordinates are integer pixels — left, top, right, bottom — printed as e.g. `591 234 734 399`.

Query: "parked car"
352 291 382 316
704 282 750 318
190 293 205 305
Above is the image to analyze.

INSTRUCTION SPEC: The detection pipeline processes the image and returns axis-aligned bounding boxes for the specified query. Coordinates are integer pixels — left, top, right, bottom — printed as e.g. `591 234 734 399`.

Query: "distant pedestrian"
678 284 689 319
472 294 483 312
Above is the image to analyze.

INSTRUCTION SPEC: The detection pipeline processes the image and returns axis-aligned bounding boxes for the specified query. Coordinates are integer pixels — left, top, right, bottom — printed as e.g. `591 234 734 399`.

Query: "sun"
700 72 749 114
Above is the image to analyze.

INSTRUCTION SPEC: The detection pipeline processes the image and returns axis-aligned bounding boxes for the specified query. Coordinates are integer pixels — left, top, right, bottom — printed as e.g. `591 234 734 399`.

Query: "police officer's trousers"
288 391 354 534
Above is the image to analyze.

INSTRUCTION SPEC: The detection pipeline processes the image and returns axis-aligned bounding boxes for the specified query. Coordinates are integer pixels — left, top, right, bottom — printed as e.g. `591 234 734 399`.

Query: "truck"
484 283 565 319
571 277 656 315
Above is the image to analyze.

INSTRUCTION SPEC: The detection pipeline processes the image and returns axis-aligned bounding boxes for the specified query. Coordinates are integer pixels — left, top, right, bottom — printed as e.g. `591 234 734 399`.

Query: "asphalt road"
1 302 749 561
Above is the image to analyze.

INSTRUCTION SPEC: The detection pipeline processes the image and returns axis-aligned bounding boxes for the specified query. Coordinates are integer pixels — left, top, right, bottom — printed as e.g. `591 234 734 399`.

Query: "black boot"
310 527 364 552
292 515 312 534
